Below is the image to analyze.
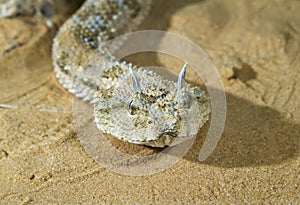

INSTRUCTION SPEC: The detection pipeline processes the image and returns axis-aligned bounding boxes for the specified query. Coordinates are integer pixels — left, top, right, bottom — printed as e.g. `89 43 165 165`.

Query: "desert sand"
0 0 299 204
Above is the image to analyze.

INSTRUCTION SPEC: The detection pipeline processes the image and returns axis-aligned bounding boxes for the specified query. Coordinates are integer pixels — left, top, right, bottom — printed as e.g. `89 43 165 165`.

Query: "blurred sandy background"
0 0 299 203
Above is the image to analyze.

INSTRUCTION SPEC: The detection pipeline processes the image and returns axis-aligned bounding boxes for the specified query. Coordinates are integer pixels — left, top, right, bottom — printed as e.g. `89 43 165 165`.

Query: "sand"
0 0 299 204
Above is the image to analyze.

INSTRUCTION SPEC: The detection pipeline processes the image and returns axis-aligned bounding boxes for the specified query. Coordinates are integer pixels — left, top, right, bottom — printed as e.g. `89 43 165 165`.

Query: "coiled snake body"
0 0 210 147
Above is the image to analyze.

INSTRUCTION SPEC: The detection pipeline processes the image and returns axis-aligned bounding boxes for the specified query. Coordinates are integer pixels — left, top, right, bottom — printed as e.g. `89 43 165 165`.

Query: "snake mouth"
156 131 178 146
159 131 178 139
144 131 185 147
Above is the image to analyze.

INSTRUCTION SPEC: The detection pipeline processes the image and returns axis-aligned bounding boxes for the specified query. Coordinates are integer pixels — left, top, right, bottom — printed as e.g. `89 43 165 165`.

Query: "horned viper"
0 0 211 147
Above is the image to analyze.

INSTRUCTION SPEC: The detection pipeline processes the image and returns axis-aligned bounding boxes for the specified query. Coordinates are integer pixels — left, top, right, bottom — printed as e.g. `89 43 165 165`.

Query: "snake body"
0 0 211 147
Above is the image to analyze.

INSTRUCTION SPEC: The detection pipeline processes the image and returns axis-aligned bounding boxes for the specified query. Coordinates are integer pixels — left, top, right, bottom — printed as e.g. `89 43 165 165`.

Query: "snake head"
94 63 210 147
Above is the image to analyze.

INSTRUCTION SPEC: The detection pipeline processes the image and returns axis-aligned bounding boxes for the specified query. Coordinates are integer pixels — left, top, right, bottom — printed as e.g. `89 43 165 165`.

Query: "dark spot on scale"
30 174 35 180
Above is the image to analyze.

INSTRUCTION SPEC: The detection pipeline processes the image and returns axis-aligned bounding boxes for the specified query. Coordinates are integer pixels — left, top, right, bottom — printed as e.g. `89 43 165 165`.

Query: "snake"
0 0 211 147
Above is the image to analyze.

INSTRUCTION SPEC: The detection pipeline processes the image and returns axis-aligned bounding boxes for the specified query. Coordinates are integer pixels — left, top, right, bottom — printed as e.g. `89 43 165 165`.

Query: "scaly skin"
0 0 211 147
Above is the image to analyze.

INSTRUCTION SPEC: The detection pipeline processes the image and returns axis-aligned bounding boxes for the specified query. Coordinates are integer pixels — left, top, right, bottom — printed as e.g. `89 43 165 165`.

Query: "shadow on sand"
185 92 299 167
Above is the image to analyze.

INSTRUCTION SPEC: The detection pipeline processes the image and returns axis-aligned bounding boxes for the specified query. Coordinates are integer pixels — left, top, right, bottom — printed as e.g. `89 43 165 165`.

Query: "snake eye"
179 93 193 109
128 99 138 115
